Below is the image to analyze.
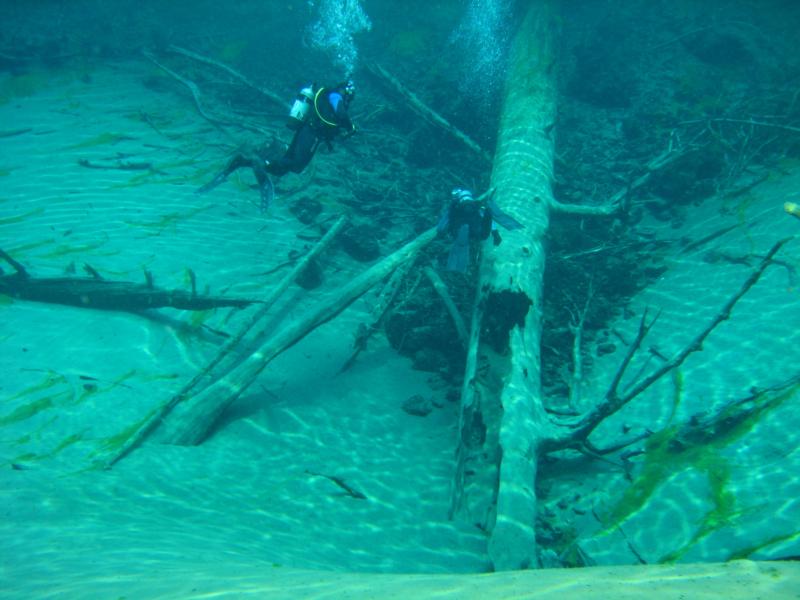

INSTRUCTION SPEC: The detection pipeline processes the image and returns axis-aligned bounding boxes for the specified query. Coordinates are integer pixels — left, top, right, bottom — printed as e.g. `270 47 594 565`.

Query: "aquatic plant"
599 380 798 561
0 207 44 226
122 205 211 236
0 71 50 105
63 132 136 151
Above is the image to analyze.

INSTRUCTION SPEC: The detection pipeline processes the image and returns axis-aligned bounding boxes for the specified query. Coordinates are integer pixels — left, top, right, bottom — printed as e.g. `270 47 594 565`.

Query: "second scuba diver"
198 80 357 210
437 187 524 272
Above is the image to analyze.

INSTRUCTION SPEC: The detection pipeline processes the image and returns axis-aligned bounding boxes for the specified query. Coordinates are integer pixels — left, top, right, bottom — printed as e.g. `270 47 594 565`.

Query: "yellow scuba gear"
313 88 340 128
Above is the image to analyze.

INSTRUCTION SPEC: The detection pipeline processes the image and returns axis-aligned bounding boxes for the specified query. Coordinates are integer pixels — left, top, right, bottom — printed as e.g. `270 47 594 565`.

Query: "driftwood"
447 0 789 570
366 63 492 164
679 117 800 136
305 469 368 500
423 266 468 348
144 50 228 128
560 237 792 445
100 227 437 464
0 249 254 312
103 216 349 468
451 2 559 570
550 148 683 216
448 262 488 520
154 227 437 446
143 51 269 137
339 258 414 373
167 44 287 111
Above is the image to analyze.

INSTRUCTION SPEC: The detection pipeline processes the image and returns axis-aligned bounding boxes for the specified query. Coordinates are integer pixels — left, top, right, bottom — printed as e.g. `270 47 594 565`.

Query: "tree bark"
448 1 791 571
452 0 558 571
0 249 256 312
154 228 437 445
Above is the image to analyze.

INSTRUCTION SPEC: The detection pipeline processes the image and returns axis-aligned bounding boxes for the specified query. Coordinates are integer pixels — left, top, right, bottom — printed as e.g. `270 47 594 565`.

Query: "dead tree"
447 0 791 571
0 249 255 312
99 226 437 465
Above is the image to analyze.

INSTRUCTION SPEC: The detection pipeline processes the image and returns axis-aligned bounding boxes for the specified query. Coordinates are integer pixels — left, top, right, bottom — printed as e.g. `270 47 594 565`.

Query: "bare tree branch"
167 44 288 110
366 62 492 164
556 236 791 446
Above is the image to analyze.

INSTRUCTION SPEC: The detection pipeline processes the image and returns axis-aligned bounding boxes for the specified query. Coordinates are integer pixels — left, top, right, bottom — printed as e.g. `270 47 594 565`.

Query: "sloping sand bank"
6 559 799 599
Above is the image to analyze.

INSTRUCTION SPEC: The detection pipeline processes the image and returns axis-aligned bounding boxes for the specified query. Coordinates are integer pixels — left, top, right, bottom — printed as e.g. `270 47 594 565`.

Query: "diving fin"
488 199 524 230
197 171 228 195
446 225 471 273
260 175 275 212
436 205 450 235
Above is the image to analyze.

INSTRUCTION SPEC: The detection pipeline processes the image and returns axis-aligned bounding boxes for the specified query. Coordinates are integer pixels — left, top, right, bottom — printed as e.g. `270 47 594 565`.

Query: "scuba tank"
287 84 314 130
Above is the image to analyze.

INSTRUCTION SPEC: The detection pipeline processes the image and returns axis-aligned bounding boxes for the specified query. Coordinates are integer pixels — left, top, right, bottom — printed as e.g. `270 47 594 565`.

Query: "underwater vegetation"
0 71 50 105
599 382 800 561
1 0 799 580
63 132 137 151
1 369 136 465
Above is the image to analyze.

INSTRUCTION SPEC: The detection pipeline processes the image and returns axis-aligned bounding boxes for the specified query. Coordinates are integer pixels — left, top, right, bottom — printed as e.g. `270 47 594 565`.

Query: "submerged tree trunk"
452 1 558 571
154 228 437 446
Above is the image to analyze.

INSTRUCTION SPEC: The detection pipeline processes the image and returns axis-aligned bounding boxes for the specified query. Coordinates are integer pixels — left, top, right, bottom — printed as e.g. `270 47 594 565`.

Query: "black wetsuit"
266 86 354 176
444 199 494 242
197 84 354 208
437 195 523 272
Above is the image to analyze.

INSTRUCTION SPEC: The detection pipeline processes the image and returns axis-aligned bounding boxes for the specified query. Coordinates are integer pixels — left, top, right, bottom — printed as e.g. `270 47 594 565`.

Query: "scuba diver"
437 187 524 272
197 80 357 210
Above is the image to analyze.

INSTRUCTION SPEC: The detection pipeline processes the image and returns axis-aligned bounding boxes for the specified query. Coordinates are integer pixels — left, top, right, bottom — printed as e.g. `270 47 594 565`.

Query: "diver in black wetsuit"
198 80 356 209
437 187 523 272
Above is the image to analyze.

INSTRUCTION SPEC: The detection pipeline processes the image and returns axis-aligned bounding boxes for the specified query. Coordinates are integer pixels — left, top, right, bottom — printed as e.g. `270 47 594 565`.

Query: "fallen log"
167 44 288 111
153 227 437 446
339 257 414 373
366 62 492 164
0 249 255 312
101 216 349 469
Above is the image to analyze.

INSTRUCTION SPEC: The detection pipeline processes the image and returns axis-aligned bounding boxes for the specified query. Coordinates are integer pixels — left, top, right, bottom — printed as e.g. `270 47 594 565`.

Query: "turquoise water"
2 1 800 596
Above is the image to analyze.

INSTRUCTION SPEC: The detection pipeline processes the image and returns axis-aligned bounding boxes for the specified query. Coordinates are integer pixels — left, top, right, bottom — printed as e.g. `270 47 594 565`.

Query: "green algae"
50 432 85 455
728 530 800 561
11 431 86 465
0 396 56 426
7 373 68 401
122 205 211 234
0 207 45 226
63 132 136 150
12 452 39 462
0 71 50 105
3 369 142 467
34 239 117 260
667 369 683 424
1 369 136 430
599 383 799 550
7 238 56 256
0 373 75 427
188 309 213 330
92 407 158 459
657 457 757 563
109 169 159 189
